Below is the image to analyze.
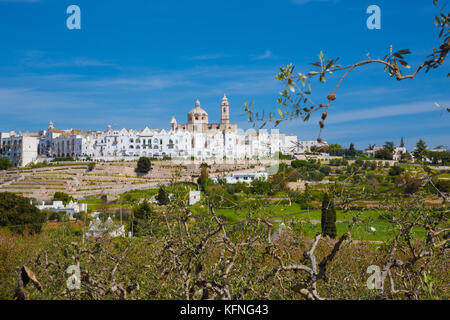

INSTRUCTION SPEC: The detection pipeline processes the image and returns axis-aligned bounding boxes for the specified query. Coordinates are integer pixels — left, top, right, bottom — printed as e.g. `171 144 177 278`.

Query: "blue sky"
0 0 448 151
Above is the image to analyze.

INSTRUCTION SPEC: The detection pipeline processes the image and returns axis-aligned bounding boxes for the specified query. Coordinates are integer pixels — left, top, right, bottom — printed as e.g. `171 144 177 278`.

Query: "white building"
224 172 269 184
85 217 125 238
281 135 299 154
36 200 87 219
1 132 39 167
4 96 298 166
189 190 201 205
365 146 407 161
430 145 448 152
38 122 97 158
297 140 327 153
44 96 297 161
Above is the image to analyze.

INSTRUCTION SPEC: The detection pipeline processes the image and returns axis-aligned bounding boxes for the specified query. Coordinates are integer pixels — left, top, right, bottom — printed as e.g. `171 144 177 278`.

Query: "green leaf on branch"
277 108 284 118
398 60 411 68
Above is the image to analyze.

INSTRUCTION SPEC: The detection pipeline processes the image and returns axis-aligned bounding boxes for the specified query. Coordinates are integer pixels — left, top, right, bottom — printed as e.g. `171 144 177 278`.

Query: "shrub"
226 182 249 195
434 179 450 193
51 157 74 162
319 166 331 176
388 165 404 176
137 157 152 173
53 192 73 205
132 202 155 236
250 178 271 195
395 172 421 194
307 171 325 182
0 158 11 170
287 169 302 181
87 162 95 172
291 160 308 168
0 192 46 234
375 148 393 160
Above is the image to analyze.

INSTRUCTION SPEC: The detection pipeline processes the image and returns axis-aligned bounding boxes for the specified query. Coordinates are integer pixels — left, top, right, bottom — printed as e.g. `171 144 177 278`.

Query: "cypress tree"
157 186 169 205
321 193 337 238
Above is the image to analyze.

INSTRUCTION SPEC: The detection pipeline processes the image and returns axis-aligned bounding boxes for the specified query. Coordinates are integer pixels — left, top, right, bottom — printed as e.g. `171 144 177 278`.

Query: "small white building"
297 140 328 153
365 146 407 161
430 145 448 152
224 172 268 184
189 190 201 205
85 217 125 238
36 200 87 219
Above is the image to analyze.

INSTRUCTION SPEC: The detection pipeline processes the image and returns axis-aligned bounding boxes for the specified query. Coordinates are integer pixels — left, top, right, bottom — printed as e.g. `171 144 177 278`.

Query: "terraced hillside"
0 162 183 201
0 159 276 201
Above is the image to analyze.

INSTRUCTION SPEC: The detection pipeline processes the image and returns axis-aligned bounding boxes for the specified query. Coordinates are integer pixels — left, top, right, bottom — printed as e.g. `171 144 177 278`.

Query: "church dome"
187 99 209 125
188 99 208 117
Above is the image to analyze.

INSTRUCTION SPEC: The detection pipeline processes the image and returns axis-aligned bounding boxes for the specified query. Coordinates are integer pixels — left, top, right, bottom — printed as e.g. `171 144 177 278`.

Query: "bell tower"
220 94 230 124
171 116 177 131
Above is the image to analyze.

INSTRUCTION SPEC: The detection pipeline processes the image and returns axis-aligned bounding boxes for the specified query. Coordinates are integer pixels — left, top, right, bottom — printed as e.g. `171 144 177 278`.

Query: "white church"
36 95 299 162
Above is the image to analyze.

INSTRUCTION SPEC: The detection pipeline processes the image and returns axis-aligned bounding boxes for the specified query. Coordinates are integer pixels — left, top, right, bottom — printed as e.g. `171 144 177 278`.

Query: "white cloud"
185 53 231 61
252 50 274 60
19 51 115 68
